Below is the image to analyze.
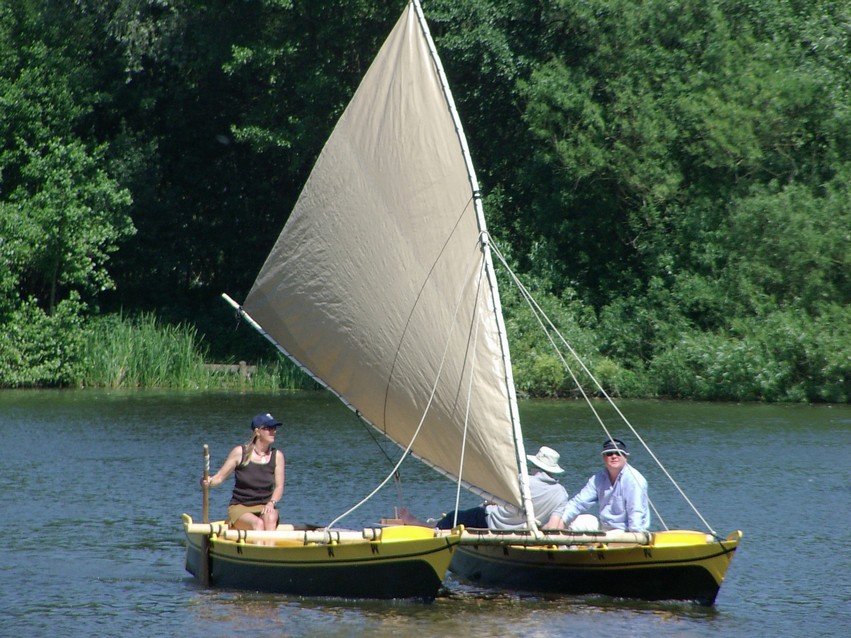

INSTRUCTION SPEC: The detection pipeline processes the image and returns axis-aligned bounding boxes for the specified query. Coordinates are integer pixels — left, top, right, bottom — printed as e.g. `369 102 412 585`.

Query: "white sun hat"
526 446 565 475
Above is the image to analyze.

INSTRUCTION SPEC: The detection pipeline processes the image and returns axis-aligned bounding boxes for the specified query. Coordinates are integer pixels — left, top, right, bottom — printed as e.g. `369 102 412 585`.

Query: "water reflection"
183 582 724 638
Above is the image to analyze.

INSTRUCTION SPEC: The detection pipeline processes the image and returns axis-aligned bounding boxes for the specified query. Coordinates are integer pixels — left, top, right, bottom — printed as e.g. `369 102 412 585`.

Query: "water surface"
1 390 848 637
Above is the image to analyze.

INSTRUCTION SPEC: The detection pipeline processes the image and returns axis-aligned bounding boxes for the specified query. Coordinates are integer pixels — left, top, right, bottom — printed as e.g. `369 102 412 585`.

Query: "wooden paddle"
202 444 210 523
200 444 211 586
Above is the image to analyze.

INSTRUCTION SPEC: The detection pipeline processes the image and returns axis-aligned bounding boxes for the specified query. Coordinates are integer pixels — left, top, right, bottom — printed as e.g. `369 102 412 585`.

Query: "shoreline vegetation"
1 2 848 403
2 311 846 404
77 313 321 393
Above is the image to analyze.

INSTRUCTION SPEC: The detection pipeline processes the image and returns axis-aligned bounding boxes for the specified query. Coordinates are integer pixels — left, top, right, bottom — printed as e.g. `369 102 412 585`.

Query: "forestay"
241 3 526 509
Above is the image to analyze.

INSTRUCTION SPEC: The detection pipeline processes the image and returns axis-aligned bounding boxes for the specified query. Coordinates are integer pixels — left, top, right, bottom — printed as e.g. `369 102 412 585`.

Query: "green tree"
0 0 134 385
508 0 850 399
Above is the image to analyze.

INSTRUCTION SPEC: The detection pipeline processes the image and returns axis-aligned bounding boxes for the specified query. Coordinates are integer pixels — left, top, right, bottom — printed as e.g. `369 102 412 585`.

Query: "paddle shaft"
202 444 210 523
200 445 211 586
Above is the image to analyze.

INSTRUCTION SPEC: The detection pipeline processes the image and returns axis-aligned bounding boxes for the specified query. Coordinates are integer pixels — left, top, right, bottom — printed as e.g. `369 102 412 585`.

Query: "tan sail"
242 3 522 506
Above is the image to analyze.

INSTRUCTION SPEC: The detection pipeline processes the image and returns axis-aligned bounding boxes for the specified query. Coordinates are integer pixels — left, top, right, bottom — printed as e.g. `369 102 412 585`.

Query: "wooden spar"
185 523 415 543
200 445 211 587
453 529 654 546
185 521 653 547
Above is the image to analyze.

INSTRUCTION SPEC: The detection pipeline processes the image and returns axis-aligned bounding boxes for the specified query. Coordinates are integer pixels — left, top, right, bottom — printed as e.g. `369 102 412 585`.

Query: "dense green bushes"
0 0 848 401
3 302 846 402
503 300 851 403
0 295 85 387
650 306 851 403
0 311 318 391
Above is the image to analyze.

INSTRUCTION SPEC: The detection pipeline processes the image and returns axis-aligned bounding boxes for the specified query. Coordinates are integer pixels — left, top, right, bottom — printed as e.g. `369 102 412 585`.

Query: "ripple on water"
1 392 848 638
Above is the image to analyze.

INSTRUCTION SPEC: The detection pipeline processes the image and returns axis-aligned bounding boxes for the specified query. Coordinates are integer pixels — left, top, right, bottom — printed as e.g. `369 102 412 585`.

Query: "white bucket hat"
527 446 564 475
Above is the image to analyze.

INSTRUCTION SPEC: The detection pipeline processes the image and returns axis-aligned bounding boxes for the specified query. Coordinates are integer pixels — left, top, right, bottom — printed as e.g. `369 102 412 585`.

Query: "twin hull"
450 529 742 605
183 516 459 600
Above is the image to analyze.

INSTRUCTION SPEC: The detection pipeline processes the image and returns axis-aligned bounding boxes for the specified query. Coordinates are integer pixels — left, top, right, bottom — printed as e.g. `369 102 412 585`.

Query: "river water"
1 390 848 637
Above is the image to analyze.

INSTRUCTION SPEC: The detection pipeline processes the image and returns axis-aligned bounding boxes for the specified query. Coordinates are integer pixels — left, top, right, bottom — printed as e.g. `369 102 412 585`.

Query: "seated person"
400 446 588 531
201 412 286 532
546 438 649 533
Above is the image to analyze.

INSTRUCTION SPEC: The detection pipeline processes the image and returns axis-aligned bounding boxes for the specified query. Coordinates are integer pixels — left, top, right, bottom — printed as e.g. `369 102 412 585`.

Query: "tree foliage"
0 0 133 385
508 0 849 400
0 0 848 400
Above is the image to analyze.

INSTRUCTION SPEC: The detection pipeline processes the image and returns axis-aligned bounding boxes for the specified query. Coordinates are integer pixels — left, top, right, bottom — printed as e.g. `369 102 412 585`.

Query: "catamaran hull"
450 530 741 605
184 517 459 600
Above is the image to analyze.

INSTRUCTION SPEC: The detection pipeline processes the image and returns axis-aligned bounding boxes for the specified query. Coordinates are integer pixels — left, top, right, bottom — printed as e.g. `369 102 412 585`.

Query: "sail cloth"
243 3 522 507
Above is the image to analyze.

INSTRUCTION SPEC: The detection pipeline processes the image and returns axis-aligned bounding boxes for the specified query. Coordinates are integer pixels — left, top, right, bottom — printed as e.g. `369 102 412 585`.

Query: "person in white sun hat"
400 446 575 531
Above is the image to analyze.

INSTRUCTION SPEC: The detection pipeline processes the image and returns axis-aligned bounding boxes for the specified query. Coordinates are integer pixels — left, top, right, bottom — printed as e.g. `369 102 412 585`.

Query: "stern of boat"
451 527 743 605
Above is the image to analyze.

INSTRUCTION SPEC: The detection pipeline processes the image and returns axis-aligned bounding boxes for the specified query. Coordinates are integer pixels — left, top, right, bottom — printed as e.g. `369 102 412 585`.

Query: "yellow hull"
451 529 742 605
183 515 459 600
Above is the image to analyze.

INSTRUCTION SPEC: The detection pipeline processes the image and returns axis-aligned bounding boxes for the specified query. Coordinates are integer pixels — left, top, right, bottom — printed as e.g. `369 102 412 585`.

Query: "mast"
410 0 537 532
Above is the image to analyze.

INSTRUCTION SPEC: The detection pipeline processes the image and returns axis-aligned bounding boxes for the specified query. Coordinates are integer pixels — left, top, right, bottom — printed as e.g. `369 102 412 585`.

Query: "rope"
450 256 487 527
354 410 406 510
488 236 716 535
324 238 485 533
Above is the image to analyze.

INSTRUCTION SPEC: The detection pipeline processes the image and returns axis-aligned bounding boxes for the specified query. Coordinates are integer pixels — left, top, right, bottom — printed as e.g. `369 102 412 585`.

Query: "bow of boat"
449 527 742 605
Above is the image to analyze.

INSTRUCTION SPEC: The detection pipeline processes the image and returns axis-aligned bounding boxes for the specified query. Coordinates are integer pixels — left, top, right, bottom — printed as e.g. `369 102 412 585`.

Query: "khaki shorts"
227 503 264 525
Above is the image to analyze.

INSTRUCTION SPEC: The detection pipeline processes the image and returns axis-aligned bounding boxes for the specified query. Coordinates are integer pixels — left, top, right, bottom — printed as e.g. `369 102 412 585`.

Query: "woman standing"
201 412 285 531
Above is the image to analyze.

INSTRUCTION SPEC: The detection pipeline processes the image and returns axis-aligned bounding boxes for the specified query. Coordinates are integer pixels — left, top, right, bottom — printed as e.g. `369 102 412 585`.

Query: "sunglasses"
603 451 624 457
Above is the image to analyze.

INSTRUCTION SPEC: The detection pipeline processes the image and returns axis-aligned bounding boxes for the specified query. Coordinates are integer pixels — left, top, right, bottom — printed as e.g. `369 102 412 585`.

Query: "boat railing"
448 528 653 546
185 517 655 546
184 520 457 545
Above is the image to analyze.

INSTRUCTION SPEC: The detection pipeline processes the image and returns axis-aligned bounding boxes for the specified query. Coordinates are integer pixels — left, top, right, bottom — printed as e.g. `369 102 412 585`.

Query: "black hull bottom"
185 533 454 601
450 546 725 605
209 557 444 600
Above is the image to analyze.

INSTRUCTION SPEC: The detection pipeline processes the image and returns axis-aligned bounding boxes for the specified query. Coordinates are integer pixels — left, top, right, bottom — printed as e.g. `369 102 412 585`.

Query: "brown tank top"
229 448 276 505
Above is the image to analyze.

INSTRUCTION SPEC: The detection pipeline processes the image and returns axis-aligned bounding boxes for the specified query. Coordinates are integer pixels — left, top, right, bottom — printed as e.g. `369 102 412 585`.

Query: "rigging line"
324 238 485 532
486 237 608 427
492 251 681 532
626 462 667 530
487 237 715 535
352 410 406 504
451 256 487 527
356 410 398 467
494 257 671 530
490 239 709 532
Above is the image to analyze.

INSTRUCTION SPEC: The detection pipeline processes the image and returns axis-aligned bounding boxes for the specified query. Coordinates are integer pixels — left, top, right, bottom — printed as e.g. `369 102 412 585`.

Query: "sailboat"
183 0 741 603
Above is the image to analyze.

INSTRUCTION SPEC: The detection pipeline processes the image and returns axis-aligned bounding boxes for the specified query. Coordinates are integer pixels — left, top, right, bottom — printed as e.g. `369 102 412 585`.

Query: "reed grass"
79 313 318 391
80 313 204 388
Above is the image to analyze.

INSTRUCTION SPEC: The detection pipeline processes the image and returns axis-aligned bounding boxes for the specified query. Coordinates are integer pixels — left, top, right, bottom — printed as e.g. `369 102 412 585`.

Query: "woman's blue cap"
251 413 282 429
